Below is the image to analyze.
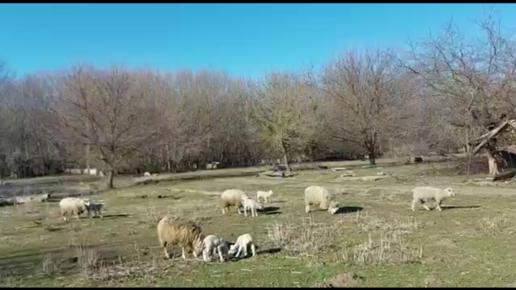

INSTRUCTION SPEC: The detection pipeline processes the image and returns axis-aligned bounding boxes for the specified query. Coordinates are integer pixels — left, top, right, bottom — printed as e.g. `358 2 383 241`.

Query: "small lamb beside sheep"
256 190 274 203
411 186 455 212
228 233 256 259
304 186 339 215
202 235 230 262
242 196 264 218
86 200 104 218
220 189 249 215
156 216 204 260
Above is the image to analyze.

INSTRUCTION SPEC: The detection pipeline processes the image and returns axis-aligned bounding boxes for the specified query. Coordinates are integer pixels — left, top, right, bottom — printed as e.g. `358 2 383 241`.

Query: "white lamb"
228 233 256 259
411 186 455 212
256 190 274 203
202 235 229 262
143 172 151 177
242 197 264 218
304 185 339 215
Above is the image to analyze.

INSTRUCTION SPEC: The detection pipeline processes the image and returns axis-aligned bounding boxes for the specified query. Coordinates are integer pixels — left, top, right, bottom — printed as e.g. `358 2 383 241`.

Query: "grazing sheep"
202 235 229 262
34 193 50 202
143 172 151 177
86 200 104 218
156 216 204 260
220 189 249 215
59 197 91 221
228 233 256 259
304 186 339 215
411 186 455 212
256 190 274 203
242 197 264 218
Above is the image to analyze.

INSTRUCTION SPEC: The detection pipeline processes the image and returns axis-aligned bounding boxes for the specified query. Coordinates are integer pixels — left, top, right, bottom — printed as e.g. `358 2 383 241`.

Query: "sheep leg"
216 245 225 262
238 206 242 215
243 245 248 257
411 199 418 212
235 245 243 258
250 243 256 257
264 197 268 203
254 208 258 217
244 206 248 217
163 247 171 259
181 247 187 260
203 248 210 262
305 205 311 213
436 200 443 211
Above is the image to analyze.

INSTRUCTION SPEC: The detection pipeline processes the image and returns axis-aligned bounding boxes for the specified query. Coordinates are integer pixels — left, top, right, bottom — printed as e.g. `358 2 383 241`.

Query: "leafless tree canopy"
2 10 516 184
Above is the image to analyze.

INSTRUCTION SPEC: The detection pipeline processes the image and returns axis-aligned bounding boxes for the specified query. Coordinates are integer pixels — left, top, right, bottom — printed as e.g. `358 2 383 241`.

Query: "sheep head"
328 201 339 215
444 187 455 196
228 244 238 256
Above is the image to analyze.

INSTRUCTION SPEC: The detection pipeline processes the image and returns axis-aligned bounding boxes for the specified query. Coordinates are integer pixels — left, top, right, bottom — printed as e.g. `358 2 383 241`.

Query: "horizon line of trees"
1 11 515 188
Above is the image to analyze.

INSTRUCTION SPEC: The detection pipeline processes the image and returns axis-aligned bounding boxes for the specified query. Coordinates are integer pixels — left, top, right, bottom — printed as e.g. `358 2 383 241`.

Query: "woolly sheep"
34 193 50 203
156 216 204 260
411 186 455 212
59 197 91 221
202 235 229 262
242 198 264 218
228 233 256 258
304 186 339 215
86 200 104 218
256 190 274 203
220 189 249 215
144 172 151 177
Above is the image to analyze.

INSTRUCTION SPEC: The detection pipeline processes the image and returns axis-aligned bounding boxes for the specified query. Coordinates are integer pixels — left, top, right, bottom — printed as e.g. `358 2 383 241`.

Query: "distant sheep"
304 186 339 215
411 186 455 212
156 216 204 260
220 189 249 215
256 190 274 203
202 235 229 262
242 197 264 218
228 233 256 258
34 193 50 203
59 197 91 221
144 172 151 177
86 200 104 218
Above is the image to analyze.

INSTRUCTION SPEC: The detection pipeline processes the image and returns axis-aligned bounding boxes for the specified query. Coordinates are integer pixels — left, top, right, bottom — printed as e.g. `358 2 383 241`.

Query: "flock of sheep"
1 172 457 264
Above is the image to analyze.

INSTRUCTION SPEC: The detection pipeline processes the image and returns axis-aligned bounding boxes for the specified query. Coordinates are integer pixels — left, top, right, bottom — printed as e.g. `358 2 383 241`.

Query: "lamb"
143 172 151 177
228 233 256 259
34 193 50 202
256 190 274 203
304 185 339 215
156 216 204 260
242 197 264 218
86 200 104 218
202 235 229 262
220 189 249 215
59 197 91 221
411 186 455 212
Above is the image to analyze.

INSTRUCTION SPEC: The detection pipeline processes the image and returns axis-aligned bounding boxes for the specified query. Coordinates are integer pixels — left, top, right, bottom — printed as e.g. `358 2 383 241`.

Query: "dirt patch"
312 273 365 288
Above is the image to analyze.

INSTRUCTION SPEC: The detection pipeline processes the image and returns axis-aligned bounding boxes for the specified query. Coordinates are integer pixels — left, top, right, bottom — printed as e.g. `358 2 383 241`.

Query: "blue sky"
1 3 516 79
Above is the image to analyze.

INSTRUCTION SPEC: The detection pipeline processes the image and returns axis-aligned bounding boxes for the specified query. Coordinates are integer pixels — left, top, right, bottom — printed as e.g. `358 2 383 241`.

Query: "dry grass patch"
342 230 423 265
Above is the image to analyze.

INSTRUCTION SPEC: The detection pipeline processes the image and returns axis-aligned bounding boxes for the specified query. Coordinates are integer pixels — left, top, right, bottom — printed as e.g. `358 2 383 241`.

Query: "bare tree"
321 50 410 165
248 72 316 171
407 11 516 175
54 65 162 188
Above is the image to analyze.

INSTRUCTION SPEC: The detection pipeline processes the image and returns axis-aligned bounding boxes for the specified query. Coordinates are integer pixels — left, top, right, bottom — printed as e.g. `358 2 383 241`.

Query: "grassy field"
2 158 516 287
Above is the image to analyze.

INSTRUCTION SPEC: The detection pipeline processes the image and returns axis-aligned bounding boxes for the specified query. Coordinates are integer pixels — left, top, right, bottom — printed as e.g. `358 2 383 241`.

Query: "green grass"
2 159 516 287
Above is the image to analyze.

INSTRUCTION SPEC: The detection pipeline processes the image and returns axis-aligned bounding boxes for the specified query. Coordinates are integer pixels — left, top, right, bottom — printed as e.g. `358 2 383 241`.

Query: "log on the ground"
492 170 516 182
260 171 296 178
339 175 390 181
331 167 348 171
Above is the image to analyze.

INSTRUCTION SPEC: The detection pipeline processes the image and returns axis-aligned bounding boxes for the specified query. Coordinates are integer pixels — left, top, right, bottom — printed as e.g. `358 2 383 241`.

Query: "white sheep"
228 233 256 259
59 197 91 221
86 200 104 218
34 193 50 202
220 189 249 215
202 235 229 262
304 185 339 215
143 172 151 177
411 186 455 212
242 197 264 218
256 190 274 203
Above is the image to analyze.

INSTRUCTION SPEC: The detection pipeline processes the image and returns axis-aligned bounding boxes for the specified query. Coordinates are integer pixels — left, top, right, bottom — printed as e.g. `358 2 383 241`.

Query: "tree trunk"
486 149 500 176
85 144 90 175
281 139 291 172
107 169 115 189
367 146 376 165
